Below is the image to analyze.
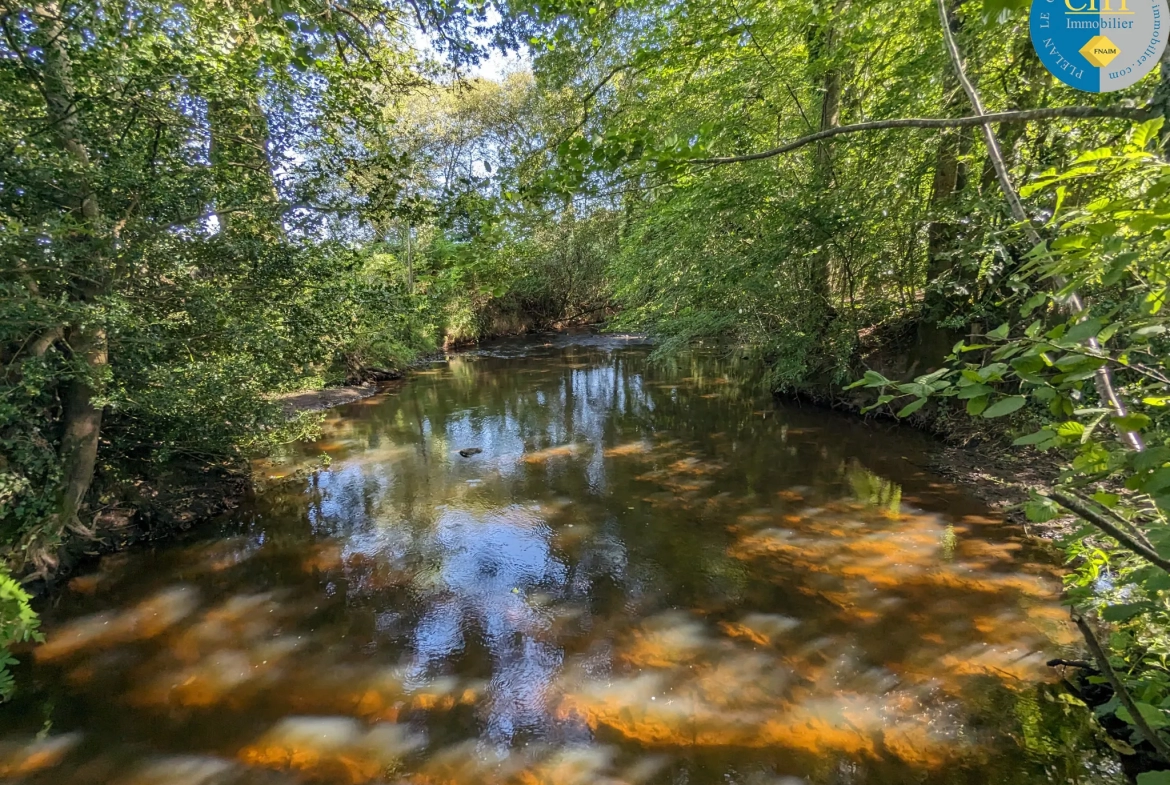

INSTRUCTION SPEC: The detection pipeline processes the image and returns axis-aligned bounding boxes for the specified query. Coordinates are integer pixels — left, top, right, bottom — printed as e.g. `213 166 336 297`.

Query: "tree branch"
1074 612 1170 761
933 0 1144 453
686 106 1151 165
1049 491 1170 573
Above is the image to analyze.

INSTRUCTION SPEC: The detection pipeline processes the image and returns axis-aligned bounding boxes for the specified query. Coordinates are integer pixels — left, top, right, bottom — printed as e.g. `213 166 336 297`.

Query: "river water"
0 336 1120 784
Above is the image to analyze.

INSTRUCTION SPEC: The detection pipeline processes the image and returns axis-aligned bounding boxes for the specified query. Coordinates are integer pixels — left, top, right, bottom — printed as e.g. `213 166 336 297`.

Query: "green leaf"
1091 491 1120 508
1111 414 1151 432
1013 430 1054 446
1136 772 1170 785
897 397 927 418
966 395 989 416
1020 292 1048 316
1025 498 1059 522
848 370 891 390
1102 602 1154 622
957 383 993 399
1132 117 1166 149
860 394 895 413
1142 468 1170 495
1117 702 1170 730
1063 318 1103 344
1134 447 1170 472
987 322 1010 340
982 396 1026 418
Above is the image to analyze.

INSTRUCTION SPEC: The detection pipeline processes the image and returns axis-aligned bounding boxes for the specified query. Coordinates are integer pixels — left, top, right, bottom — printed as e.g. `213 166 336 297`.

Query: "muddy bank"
276 380 388 416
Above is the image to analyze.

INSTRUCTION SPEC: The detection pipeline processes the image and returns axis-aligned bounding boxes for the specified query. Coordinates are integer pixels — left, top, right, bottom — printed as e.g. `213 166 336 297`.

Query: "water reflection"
0 335 1120 784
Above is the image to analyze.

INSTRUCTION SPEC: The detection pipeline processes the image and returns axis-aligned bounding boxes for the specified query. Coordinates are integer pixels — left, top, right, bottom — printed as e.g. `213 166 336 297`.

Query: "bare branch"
686 106 1151 165
933 0 1144 452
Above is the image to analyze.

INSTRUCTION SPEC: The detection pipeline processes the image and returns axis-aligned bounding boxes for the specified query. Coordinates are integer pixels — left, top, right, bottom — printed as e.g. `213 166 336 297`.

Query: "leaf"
1135 325 1168 339
1013 355 1045 375
1134 446 1170 471
1136 772 1170 785
1063 318 1103 344
1101 602 1154 622
1142 468 1170 495
897 397 927 418
987 322 1010 340
982 396 1026 418
1091 491 1120 508
860 394 895 413
957 383 993 399
1132 117 1166 149
966 395 989 416
1117 702 1170 730
1111 414 1151 432
846 370 891 390
1025 498 1059 522
1021 292 1048 316
1013 430 1054 446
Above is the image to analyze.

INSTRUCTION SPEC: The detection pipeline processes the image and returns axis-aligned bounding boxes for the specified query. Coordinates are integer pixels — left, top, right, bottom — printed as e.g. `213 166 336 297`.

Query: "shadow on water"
0 335 1122 784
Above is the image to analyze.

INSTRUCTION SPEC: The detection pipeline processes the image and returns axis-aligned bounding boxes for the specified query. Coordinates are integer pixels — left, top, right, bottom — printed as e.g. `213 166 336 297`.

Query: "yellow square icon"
1080 35 1121 68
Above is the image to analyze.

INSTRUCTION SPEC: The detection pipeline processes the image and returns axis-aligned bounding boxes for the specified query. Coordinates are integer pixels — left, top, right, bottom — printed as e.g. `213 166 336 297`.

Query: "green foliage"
0 569 42 699
847 120 1170 751
0 0 605 686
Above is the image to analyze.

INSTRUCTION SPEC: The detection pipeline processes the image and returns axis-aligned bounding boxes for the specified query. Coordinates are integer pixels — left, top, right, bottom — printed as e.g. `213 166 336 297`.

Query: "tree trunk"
807 0 847 311
815 24 842 183
55 326 107 529
34 2 109 531
925 0 968 286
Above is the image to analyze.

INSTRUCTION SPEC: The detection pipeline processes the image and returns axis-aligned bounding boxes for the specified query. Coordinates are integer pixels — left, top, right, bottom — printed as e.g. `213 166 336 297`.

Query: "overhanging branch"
686 106 1152 165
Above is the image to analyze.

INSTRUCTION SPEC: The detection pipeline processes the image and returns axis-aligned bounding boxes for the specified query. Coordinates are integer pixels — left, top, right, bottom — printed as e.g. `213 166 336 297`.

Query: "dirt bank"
275 381 388 416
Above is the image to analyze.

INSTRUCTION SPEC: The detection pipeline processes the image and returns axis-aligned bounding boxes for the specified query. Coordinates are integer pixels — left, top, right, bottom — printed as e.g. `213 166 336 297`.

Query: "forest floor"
924 440 1069 533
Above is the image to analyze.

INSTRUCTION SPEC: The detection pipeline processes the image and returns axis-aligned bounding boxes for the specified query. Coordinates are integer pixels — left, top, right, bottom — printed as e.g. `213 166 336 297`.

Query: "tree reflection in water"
0 336 1123 784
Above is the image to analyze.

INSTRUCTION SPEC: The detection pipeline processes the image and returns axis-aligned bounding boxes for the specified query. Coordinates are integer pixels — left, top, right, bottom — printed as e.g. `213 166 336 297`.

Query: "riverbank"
778 314 1070 536
275 380 388 416
33 373 420 589
788 386 1066 533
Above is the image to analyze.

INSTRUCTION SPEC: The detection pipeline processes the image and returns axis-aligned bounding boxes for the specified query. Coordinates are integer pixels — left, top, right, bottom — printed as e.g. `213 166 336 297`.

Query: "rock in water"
458 448 483 458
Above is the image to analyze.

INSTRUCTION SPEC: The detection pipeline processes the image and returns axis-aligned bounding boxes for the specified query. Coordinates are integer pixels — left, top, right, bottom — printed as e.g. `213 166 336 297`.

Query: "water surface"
0 336 1118 784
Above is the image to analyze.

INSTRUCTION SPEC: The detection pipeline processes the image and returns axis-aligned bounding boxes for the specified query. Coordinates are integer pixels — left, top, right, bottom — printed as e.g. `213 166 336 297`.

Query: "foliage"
847 119 1170 753
0 0 607 696
501 0 1170 762
0 568 41 699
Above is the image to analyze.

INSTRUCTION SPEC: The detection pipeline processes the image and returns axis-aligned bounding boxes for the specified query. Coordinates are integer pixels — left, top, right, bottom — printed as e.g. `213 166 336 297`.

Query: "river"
0 335 1120 784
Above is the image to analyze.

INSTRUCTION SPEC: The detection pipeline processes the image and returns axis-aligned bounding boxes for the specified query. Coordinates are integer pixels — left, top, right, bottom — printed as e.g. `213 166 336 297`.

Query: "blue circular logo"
1030 0 1168 92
